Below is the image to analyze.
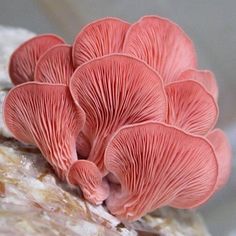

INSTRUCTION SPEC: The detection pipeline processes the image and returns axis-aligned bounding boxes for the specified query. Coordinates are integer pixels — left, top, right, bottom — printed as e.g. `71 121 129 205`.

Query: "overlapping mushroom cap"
5 15 232 222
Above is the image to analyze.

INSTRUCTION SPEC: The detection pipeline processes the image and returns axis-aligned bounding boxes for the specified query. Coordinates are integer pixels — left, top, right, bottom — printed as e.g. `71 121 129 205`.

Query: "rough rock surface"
0 26 211 236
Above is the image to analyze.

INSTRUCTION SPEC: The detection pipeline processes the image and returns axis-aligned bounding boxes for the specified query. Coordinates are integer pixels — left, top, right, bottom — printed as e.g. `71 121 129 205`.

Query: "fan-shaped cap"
67 160 109 205
72 17 130 67
123 15 197 84
166 80 218 135
3 82 85 180
104 122 218 221
9 34 65 85
35 44 74 85
207 129 232 189
70 54 167 173
178 69 218 100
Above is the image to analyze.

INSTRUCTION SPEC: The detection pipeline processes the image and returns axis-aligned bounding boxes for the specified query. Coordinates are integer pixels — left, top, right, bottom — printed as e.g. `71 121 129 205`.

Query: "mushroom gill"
123 16 197 84
165 80 218 135
67 160 109 205
9 34 65 85
70 54 167 174
207 129 232 190
72 17 130 67
3 82 85 180
35 44 74 85
104 122 218 221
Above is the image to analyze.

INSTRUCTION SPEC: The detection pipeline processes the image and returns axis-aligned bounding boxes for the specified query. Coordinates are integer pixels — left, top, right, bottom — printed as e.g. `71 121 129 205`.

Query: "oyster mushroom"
72 17 130 67
123 15 197 84
207 129 232 189
35 44 74 85
9 34 65 85
67 160 109 204
70 54 167 174
165 80 218 135
104 122 218 221
178 69 218 100
3 82 85 180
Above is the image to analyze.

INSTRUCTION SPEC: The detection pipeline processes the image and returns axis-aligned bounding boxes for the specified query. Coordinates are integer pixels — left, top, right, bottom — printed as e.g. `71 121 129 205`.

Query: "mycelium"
5 15 232 222
70 54 167 174
3 82 85 180
9 34 65 85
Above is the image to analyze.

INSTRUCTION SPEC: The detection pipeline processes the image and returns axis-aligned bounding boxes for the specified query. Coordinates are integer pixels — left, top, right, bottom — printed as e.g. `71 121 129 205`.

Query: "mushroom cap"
70 54 167 173
123 15 197 84
3 82 85 180
178 69 218 100
67 160 109 205
9 34 65 85
207 129 232 190
104 122 218 221
72 17 130 67
35 44 74 85
165 80 218 135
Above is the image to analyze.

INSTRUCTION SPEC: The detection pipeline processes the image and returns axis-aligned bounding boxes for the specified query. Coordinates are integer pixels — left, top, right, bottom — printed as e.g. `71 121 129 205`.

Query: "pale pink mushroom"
178 69 218 100
104 122 218 221
3 82 85 180
72 17 130 67
9 34 65 85
123 16 197 84
165 80 218 135
207 129 232 190
70 54 167 174
35 44 74 85
67 160 109 204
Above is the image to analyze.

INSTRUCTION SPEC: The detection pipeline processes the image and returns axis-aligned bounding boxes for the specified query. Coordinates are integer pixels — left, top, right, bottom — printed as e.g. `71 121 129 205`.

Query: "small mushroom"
178 69 218 100
207 129 232 189
9 34 65 85
67 160 109 204
104 122 218 221
123 15 197 84
35 44 74 85
165 80 218 135
70 54 167 174
72 17 130 67
3 82 85 180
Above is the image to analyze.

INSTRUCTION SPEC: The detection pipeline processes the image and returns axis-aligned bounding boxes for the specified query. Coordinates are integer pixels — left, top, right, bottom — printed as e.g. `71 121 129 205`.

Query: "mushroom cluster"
3 16 231 221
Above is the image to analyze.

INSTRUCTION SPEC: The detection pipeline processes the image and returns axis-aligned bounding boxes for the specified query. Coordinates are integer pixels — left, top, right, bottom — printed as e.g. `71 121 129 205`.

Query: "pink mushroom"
104 122 218 221
35 44 74 85
9 34 65 85
70 54 167 174
3 82 85 180
207 129 232 189
178 69 218 100
165 80 218 135
123 16 197 84
67 160 109 204
72 17 130 67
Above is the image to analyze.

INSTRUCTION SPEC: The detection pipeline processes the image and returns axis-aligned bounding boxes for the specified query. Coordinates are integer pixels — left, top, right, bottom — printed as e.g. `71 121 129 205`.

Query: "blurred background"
0 0 235 235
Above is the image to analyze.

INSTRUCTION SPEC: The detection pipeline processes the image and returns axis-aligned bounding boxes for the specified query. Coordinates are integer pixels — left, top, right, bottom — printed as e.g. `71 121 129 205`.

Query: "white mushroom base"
0 26 211 236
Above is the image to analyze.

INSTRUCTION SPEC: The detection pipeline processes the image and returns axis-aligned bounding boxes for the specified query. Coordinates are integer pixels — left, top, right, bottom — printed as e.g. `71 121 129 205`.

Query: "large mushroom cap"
67 160 109 205
123 15 197 84
72 17 130 67
9 34 65 85
70 54 167 173
207 129 232 190
3 82 85 180
165 80 218 135
35 44 74 85
104 122 218 221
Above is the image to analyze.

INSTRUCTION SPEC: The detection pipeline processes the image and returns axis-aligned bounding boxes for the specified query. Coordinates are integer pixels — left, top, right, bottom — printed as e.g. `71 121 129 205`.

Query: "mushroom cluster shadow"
3 15 232 222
